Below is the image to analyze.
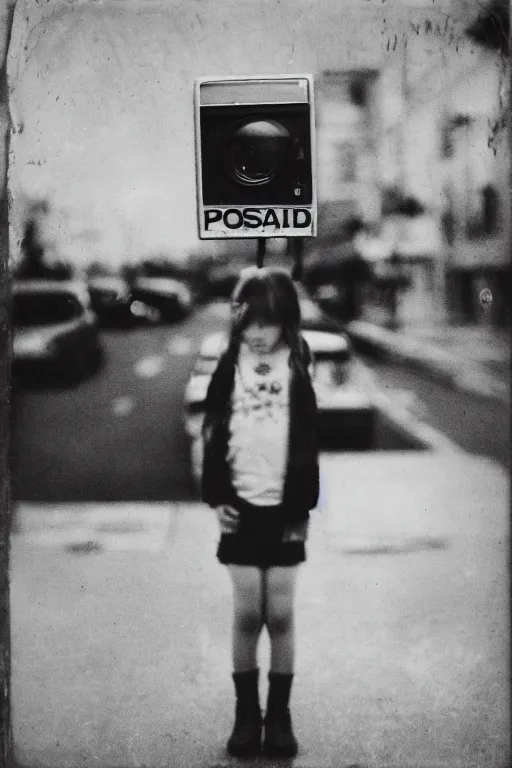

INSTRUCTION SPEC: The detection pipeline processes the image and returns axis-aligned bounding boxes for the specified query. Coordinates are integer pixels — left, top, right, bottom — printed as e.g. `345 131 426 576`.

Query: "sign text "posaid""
204 207 312 232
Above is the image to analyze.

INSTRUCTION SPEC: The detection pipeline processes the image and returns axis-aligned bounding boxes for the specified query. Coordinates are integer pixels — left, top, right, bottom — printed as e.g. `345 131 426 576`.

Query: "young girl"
201 266 319 758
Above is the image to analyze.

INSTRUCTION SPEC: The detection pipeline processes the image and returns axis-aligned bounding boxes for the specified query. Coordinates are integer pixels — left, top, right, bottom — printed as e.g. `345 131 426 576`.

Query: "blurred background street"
9 299 509 506
4 0 510 765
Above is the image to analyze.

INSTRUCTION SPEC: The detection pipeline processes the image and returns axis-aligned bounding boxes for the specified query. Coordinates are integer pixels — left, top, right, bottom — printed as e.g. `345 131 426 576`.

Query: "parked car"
297 290 346 334
131 277 192 321
184 295 377 482
87 276 160 327
203 263 240 299
11 280 103 385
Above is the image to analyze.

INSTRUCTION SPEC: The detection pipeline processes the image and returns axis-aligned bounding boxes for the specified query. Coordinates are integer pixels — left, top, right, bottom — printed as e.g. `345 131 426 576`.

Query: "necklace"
254 361 271 376
237 345 288 396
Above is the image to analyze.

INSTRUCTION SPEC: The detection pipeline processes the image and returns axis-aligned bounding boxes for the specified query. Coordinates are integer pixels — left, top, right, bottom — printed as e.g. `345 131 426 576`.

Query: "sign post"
194 75 317 268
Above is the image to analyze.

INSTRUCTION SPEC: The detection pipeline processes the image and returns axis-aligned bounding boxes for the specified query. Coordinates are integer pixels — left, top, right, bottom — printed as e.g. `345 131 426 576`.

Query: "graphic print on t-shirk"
233 359 289 422
234 377 286 420
254 361 271 376
228 351 291 503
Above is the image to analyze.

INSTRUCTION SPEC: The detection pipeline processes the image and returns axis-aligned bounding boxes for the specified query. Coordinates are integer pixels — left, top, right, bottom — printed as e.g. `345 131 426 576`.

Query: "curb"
347 321 509 406
372 391 464 454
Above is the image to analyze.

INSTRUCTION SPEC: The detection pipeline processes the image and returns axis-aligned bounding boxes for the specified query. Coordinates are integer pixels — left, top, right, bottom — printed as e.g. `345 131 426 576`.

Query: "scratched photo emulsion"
2 0 510 766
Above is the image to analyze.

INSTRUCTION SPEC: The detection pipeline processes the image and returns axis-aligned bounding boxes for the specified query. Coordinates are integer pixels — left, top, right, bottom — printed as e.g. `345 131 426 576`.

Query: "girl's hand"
282 520 309 543
216 505 240 534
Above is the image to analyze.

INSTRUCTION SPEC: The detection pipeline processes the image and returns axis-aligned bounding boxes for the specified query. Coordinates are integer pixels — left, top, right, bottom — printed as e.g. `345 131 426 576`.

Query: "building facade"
385 14 510 326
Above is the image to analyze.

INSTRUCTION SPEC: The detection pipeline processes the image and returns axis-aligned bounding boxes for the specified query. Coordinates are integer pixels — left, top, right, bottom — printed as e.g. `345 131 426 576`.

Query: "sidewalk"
346 318 510 404
10 451 509 768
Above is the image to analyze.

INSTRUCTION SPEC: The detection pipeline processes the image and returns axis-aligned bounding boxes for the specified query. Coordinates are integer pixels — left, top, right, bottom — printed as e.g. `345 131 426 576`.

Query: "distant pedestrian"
18 217 46 278
340 217 372 321
201 266 319 758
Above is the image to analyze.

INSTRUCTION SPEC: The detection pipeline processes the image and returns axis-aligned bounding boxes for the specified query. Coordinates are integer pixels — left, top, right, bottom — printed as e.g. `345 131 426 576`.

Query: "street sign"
194 75 317 239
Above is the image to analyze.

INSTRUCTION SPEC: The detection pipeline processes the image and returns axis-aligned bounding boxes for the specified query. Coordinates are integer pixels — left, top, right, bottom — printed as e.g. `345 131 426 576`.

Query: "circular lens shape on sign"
230 120 290 186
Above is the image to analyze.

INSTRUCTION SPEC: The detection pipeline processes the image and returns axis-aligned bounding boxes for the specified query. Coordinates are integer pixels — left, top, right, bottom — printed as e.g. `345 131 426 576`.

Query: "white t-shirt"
227 343 291 506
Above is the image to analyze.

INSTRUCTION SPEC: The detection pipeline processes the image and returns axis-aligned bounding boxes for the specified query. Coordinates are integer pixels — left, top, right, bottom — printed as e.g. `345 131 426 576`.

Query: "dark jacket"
201 339 319 522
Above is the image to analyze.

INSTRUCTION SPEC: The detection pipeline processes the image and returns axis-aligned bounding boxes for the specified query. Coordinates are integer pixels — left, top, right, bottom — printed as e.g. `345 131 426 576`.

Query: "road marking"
134 355 164 378
390 387 430 419
112 396 136 416
392 387 418 410
167 336 194 356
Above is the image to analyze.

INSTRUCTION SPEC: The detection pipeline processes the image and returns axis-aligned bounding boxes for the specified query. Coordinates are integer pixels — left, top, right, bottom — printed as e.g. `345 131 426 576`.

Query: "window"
13 292 82 327
466 184 500 238
482 184 499 234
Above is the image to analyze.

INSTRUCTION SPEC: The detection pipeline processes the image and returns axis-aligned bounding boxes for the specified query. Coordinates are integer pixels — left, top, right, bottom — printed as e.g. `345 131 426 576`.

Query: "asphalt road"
10 301 508 503
10 302 228 503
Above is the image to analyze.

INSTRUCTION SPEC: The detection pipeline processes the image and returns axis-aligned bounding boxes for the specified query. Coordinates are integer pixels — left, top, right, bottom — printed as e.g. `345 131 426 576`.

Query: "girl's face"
242 320 283 355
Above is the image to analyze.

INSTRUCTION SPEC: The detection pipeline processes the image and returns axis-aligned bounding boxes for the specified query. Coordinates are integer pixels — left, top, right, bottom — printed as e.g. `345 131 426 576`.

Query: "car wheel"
64 345 101 384
354 412 376 450
63 351 87 385
89 345 103 373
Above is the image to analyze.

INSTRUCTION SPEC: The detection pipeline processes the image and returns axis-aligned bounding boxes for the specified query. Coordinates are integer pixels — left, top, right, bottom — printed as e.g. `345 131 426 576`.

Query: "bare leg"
263 566 299 674
228 565 264 672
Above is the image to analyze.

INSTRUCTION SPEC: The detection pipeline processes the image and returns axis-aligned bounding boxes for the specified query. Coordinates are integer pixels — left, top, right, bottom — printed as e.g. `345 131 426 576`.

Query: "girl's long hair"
226 266 307 373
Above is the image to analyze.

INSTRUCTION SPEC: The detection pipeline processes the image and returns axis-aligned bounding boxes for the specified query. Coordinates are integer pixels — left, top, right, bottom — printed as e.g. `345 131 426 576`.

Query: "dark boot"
263 672 298 758
227 669 263 757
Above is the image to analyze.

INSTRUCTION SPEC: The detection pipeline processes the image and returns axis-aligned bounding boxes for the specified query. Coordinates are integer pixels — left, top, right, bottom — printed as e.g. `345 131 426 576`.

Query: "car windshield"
13 293 82 327
90 287 124 300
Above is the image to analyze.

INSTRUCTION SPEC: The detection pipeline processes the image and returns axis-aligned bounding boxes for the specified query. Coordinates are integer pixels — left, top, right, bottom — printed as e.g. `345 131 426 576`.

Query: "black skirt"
216 497 306 568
